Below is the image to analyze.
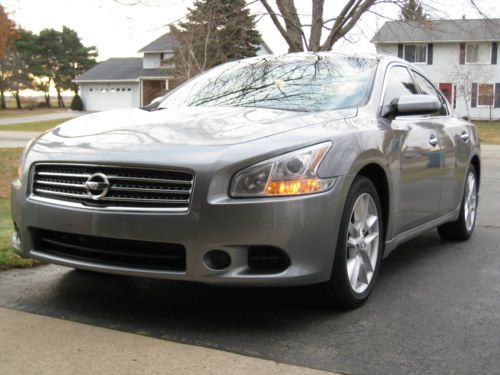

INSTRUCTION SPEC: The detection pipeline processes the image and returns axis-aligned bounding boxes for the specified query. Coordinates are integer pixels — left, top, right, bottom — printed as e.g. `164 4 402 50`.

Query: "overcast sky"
2 0 500 61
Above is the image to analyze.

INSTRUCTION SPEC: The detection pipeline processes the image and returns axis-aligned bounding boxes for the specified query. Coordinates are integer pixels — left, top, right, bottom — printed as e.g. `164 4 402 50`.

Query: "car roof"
233 51 406 66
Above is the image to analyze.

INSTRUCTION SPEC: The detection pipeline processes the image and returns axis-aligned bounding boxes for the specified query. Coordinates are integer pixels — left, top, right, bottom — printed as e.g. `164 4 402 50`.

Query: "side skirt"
383 209 460 258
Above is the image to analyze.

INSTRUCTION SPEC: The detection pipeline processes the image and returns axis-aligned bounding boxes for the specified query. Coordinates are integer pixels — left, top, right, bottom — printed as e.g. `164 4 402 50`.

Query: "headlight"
230 142 334 197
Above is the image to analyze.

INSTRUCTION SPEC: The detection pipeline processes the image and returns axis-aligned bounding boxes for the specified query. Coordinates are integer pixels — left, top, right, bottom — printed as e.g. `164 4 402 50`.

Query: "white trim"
140 49 175 54
74 79 140 83
75 76 174 84
374 39 500 44
140 76 174 80
476 83 495 108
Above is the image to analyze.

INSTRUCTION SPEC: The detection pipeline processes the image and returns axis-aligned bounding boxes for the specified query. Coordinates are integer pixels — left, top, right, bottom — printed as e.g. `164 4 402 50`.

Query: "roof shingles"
372 19 500 43
138 32 179 53
74 58 175 82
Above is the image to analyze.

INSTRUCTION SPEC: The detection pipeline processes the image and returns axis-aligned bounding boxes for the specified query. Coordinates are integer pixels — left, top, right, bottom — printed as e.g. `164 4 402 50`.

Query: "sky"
2 0 500 62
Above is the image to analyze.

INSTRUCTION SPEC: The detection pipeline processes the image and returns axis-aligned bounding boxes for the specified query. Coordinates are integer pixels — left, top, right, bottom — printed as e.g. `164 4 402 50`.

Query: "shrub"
70 94 84 111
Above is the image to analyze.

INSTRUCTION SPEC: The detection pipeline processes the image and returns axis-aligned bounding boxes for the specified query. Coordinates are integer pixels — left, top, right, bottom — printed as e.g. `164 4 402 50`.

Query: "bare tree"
257 0 485 52
446 63 493 121
259 0 381 52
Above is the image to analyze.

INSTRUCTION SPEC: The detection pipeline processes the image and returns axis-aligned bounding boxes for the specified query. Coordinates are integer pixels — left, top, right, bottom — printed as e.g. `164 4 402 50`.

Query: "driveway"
0 146 499 374
0 111 86 126
0 131 41 148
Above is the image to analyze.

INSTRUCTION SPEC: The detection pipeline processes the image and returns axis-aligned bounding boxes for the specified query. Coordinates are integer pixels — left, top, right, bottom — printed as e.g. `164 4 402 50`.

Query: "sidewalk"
0 307 333 375
0 111 86 126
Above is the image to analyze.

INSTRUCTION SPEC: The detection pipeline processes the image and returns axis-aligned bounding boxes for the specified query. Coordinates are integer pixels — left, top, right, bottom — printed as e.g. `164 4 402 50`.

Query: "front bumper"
11 170 350 287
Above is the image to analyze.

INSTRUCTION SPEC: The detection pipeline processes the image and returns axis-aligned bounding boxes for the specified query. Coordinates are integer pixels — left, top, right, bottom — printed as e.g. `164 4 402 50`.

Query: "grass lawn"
0 148 40 270
0 119 68 132
475 122 500 145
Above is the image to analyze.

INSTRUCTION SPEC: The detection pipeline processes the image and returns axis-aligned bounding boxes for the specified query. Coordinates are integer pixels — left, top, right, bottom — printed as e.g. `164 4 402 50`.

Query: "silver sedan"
11 53 480 309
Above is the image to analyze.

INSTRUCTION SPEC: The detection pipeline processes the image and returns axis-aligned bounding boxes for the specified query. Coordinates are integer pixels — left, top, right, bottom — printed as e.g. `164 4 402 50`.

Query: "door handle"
461 131 470 142
429 135 439 147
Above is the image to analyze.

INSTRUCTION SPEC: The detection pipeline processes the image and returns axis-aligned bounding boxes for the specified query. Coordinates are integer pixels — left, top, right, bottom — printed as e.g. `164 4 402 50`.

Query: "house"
372 18 500 120
74 32 273 112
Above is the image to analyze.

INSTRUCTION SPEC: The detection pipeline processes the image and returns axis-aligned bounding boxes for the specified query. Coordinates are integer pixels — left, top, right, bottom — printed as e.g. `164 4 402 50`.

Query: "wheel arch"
470 154 481 189
356 163 390 241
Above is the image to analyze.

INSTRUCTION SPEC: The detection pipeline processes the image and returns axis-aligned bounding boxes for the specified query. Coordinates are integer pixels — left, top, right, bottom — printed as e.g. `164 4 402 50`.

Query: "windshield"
158 54 377 112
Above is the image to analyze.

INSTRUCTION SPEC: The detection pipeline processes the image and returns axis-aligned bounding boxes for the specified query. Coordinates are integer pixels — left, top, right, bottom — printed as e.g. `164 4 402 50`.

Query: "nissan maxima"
11 53 480 308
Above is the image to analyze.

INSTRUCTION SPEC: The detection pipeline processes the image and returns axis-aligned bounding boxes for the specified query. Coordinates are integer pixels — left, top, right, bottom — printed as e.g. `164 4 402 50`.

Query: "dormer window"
404 44 427 63
160 52 175 68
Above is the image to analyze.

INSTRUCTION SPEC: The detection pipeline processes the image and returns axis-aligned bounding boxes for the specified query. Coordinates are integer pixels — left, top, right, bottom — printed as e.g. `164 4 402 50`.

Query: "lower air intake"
32 229 186 272
248 246 290 273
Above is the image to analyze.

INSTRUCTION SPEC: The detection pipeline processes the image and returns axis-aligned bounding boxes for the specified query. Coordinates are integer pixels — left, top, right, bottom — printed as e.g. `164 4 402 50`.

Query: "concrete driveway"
0 131 41 148
0 111 85 126
0 146 499 374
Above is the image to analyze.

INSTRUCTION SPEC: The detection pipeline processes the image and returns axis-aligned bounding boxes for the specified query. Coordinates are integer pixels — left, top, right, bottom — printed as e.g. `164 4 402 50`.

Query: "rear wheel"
320 176 384 309
438 164 478 241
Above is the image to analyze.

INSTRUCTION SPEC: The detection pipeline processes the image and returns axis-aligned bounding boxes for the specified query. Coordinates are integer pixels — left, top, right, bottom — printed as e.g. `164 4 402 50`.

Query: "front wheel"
438 164 478 241
319 176 384 309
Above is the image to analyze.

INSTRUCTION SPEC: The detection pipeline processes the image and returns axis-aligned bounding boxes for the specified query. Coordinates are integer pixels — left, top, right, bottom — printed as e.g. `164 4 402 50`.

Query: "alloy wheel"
346 193 380 294
464 171 477 231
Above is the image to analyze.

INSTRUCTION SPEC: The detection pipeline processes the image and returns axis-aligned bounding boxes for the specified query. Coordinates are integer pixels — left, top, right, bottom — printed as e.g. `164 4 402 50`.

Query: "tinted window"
383 66 418 107
413 72 448 115
159 55 378 112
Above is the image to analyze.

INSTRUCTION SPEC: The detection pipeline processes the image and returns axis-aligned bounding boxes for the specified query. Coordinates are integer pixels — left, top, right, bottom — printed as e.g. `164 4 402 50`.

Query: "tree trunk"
14 92 21 109
56 88 65 108
276 0 303 52
0 90 6 110
45 93 51 108
309 0 324 51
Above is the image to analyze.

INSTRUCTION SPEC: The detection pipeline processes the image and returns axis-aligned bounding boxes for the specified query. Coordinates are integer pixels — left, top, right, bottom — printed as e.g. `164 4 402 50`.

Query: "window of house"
160 52 175 67
466 43 490 64
478 83 494 106
404 44 427 63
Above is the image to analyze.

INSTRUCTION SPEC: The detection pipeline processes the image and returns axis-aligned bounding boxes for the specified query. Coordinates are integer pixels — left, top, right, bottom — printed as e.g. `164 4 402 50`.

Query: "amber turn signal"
266 178 322 195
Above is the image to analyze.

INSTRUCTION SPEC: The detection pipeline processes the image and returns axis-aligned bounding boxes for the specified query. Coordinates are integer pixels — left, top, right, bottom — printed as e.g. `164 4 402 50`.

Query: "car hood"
38 106 356 147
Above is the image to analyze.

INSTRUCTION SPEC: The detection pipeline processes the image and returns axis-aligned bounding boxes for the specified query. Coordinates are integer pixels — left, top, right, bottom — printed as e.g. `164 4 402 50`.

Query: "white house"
74 32 273 112
372 18 500 120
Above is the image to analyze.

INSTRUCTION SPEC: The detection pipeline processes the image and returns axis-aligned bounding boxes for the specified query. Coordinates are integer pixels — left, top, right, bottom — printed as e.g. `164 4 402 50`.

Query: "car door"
411 71 472 216
382 65 443 234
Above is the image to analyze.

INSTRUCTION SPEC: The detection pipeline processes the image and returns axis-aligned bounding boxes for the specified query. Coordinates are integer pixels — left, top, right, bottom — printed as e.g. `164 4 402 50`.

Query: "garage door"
84 86 134 111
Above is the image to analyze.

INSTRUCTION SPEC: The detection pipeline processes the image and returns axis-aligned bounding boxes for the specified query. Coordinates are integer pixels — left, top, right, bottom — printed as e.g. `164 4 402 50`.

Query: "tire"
438 164 478 241
319 176 384 309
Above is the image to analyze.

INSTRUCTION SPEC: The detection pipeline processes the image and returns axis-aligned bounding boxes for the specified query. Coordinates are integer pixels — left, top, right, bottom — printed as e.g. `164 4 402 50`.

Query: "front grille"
31 163 194 211
248 246 290 273
33 229 186 271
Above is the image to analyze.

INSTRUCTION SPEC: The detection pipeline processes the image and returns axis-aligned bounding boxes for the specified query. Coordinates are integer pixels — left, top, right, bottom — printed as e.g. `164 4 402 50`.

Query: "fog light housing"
204 250 231 270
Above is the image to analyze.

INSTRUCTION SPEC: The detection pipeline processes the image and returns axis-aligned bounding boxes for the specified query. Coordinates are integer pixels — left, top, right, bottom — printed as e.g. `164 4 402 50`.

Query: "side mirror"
383 94 441 118
150 96 165 105
141 95 166 112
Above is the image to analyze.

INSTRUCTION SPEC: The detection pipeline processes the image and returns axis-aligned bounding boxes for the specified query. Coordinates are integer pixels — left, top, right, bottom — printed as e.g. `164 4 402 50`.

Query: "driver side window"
382 66 418 108
411 72 449 116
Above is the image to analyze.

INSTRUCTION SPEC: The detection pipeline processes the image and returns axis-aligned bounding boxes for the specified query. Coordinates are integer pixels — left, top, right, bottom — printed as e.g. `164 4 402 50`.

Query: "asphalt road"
1 146 499 374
